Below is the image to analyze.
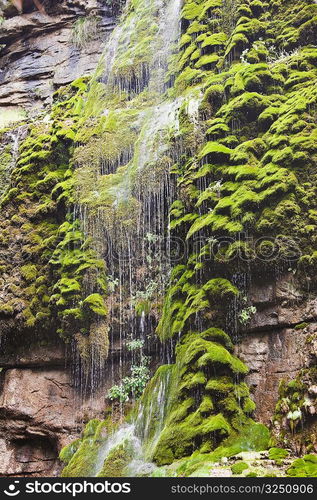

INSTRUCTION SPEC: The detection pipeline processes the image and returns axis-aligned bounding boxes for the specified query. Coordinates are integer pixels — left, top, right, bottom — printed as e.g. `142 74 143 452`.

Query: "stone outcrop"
0 342 107 476
0 0 117 111
237 273 317 426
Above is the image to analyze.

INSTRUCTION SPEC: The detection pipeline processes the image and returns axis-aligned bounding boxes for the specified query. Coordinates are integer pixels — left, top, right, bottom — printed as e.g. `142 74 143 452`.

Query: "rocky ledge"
0 0 117 113
0 341 107 476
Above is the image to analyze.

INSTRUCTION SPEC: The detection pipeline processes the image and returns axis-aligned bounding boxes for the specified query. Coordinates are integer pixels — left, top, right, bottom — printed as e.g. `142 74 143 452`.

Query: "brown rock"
0 343 107 476
0 0 117 110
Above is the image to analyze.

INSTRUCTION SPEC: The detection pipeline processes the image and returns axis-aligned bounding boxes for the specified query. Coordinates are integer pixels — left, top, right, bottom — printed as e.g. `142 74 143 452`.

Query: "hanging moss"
148 330 254 465
0 79 108 358
287 455 317 477
97 441 134 477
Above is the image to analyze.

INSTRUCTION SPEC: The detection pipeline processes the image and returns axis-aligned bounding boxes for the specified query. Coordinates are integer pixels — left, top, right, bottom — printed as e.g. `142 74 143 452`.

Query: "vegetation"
71 16 101 49
107 356 151 403
1 0 317 479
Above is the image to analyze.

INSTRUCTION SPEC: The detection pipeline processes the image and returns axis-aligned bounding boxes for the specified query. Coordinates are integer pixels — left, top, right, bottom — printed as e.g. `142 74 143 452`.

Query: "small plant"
287 409 302 421
240 48 250 65
107 275 119 293
71 16 101 49
127 362 151 396
287 409 302 433
107 356 150 403
238 305 257 325
133 279 159 316
107 384 129 403
267 45 299 65
126 339 144 351
144 232 159 244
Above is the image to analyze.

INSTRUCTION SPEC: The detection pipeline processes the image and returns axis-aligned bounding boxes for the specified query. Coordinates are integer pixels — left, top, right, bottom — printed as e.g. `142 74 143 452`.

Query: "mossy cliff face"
148 330 258 465
167 0 317 274
1 0 317 476
0 79 108 368
146 0 317 463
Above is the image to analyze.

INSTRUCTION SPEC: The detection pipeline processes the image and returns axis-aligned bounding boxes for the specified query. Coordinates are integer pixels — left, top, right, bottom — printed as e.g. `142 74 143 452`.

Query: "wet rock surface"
0 0 117 110
0 343 106 476
237 273 317 425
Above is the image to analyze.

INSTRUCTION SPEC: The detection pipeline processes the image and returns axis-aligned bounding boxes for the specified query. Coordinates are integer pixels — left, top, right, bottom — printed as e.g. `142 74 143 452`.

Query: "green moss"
0 303 14 315
268 447 289 464
20 264 37 282
97 441 134 477
82 419 101 439
83 294 108 316
53 278 81 295
147 328 254 466
61 419 110 477
199 141 233 162
287 455 317 477
294 322 309 330
59 439 82 464
61 440 100 477
173 422 269 477
0 79 108 357
157 274 238 341
195 54 219 69
231 462 249 475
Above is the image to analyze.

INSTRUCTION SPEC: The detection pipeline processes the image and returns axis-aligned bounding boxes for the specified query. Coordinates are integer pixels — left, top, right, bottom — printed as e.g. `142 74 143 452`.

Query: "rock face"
0 0 317 478
0 0 117 110
237 273 317 425
0 342 106 476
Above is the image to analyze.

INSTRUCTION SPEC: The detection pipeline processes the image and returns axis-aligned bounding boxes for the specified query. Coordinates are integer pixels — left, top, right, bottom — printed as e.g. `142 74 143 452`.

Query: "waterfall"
67 0 210 470
0 126 26 198
71 0 190 397
93 365 174 477
57 0 292 478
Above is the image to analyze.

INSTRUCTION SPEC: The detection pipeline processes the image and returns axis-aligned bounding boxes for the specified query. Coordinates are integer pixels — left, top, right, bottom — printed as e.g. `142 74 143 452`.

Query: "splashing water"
93 365 174 476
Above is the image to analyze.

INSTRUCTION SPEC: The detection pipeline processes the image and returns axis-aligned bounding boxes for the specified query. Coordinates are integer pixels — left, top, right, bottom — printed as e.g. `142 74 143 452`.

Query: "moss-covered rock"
287 454 317 477
97 441 134 477
268 447 289 465
0 80 109 365
147 331 259 466
231 461 249 475
60 419 110 477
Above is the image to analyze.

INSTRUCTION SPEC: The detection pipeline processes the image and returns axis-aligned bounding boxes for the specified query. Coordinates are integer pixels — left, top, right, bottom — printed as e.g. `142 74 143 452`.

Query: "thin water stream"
73 0 190 396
